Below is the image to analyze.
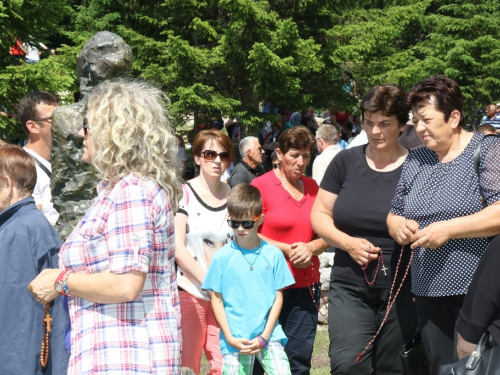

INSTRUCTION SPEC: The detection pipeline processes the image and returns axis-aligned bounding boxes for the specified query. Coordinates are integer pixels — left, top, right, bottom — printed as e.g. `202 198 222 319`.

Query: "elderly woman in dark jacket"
0 145 68 374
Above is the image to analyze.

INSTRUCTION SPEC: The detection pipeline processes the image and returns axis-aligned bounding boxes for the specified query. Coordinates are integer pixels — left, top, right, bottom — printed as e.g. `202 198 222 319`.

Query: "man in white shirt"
22 41 47 63
18 91 59 225
313 124 342 185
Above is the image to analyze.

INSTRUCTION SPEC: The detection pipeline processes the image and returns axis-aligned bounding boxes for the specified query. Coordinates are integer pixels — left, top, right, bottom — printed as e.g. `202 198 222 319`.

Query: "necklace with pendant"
234 238 261 271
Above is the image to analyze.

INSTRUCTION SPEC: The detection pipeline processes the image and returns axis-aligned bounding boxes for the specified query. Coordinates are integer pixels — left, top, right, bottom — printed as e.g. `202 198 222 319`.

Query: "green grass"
200 324 331 374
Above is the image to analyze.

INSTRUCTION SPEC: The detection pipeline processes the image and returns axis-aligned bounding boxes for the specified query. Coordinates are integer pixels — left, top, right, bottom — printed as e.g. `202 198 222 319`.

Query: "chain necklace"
366 145 406 171
234 239 262 271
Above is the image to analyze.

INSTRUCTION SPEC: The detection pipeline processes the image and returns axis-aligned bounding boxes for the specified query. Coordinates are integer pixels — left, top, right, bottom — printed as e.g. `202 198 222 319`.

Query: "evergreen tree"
0 0 74 141
63 0 338 134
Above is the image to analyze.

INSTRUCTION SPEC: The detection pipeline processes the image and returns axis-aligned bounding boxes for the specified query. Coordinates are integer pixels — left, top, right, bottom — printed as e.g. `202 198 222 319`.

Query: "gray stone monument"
51 31 133 239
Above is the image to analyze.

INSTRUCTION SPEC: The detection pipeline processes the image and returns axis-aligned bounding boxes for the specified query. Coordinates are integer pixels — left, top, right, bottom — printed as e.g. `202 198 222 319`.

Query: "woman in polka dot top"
387 75 500 375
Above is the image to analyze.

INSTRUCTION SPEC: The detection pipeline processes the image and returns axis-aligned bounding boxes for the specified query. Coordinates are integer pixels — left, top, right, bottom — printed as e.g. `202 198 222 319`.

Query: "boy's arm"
262 289 283 341
240 289 284 355
211 291 251 351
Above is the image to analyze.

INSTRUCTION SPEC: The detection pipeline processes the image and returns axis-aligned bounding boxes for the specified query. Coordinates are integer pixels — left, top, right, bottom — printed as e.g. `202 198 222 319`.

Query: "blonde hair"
87 79 182 209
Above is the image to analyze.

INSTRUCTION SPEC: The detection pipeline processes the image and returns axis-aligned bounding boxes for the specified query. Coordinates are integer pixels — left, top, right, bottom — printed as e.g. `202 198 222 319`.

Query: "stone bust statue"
51 31 133 239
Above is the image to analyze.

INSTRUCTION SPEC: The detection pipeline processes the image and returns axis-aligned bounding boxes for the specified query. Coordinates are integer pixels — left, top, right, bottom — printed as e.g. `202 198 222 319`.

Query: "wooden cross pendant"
44 312 53 332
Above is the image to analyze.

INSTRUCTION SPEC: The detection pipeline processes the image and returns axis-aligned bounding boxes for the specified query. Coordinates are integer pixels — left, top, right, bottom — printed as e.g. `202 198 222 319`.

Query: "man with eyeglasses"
228 136 265 188
19 91 60 225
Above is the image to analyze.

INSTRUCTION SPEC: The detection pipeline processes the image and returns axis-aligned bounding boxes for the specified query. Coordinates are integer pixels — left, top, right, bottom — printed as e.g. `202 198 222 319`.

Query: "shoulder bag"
401 330 430 375
440 332 499 375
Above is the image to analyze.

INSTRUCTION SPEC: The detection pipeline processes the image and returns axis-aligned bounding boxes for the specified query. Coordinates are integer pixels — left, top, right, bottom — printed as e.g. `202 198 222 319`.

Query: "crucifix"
311 284 316 293
381 265 388 277
44 312 53 332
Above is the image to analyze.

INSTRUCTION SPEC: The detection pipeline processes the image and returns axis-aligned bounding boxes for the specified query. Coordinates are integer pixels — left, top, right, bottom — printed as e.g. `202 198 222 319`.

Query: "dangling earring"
5 194 11 201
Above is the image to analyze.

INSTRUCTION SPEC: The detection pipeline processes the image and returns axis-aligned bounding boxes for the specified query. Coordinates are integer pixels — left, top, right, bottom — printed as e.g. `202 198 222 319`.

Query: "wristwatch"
54 270 67 294
54 270 72 296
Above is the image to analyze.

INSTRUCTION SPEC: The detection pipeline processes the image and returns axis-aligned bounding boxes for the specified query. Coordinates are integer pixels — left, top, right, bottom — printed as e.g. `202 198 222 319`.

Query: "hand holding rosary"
361 245 386 286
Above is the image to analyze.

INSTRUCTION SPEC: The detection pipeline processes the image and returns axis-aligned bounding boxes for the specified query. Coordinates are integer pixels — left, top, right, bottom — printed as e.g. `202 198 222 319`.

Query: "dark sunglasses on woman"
200 150 230 163
227 215 261 229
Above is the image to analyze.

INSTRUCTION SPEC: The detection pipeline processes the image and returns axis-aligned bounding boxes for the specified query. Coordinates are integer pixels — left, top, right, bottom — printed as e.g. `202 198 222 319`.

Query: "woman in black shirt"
311 85 417 374
456 234 500 358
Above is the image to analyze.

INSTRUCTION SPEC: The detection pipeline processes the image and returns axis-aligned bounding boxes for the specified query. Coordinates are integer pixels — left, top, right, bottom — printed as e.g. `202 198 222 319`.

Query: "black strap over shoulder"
31 155 52 178
473 134 496 206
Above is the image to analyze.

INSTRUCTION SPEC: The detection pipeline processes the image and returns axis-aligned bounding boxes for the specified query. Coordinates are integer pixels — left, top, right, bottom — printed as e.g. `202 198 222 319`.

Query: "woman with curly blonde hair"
29 79 183 374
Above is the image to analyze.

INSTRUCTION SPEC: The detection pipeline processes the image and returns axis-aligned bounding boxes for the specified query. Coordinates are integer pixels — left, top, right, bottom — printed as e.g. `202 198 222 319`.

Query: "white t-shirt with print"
176 182 233 300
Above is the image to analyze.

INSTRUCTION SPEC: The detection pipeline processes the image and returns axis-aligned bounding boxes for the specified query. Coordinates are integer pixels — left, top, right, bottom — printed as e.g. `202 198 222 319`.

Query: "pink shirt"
59 174 181 374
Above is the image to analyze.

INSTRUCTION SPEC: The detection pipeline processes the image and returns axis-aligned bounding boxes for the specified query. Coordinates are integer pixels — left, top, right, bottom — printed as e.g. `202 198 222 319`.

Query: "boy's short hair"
476 123 496 135
227 184 262 218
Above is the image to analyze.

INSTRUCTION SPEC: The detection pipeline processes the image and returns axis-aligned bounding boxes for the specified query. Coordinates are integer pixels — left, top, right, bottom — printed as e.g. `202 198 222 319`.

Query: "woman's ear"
276 148 283 162
193 153 201 166
450 110 461 129
1 175 14 198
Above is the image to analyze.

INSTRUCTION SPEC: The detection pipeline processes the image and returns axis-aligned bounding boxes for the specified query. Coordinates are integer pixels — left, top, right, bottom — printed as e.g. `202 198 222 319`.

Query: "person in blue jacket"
0 144 68 374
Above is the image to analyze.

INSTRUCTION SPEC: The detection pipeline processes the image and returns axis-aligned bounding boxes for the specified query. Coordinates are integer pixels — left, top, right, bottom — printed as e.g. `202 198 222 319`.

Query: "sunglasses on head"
83 117 89 136
200 150 230 163
227 215 261 229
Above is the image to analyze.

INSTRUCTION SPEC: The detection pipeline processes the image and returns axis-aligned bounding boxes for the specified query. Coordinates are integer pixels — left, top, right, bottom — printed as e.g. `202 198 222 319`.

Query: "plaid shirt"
59 174 181 374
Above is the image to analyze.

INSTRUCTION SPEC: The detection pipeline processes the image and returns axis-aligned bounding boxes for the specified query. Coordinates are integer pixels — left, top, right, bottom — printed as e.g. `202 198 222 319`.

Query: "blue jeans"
280 285 320 375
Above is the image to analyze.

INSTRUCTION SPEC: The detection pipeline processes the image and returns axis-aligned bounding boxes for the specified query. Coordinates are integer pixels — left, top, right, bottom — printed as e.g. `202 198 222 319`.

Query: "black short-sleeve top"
320 145 410 288
456 235 500 345
390 133 500 297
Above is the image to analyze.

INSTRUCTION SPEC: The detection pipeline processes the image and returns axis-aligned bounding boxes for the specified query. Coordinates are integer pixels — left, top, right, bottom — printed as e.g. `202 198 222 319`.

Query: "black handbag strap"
473 134 495 206
31 155 51 178
465 332 489 370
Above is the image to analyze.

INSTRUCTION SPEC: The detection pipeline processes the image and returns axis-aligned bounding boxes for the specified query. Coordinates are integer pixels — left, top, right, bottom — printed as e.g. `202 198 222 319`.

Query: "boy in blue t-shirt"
202 184 295 374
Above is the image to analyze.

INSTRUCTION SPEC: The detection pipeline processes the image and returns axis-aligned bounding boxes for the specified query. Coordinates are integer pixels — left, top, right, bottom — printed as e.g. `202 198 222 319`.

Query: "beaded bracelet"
63 270 73 296
258 335 268 349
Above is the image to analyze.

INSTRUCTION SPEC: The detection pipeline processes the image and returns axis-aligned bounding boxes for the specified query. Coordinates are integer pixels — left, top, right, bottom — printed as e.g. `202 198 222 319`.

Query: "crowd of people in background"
2 74 500 375
9 37 56 65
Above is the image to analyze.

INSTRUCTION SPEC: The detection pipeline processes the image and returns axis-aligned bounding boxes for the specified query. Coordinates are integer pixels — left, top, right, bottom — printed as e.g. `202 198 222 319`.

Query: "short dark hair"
278 126 315 155
0 145 37 196
344 121 354 132
476 124 496 134
301 115 311 126
18 91 59 135
360 84 408 125
227 184 262 218
192 129 235 164
408 75 465 127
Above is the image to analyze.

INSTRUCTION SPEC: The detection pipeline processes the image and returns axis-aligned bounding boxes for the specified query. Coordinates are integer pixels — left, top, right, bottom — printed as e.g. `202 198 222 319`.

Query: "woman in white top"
175 129 234 374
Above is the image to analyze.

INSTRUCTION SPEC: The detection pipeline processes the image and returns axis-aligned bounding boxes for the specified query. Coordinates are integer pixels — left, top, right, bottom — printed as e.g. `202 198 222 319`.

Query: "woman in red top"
331 109 352 127
251 126 328 374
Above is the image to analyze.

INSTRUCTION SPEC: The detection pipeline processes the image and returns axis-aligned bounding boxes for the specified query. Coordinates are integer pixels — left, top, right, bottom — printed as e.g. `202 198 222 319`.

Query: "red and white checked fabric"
59 174 181 374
